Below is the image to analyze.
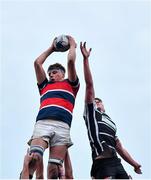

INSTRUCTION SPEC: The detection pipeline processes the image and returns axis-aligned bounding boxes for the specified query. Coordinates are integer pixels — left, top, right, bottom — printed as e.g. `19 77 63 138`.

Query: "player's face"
48 69 65 82
95 100 105 112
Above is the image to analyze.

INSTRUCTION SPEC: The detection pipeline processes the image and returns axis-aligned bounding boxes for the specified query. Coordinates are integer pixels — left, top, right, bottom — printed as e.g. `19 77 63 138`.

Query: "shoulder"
37 78 49 90
102 112 116 125
66 77 80 88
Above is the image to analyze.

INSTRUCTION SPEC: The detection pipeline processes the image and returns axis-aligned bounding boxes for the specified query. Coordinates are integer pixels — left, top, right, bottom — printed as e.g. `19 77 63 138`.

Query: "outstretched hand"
80 42 92 59
134 164 142 174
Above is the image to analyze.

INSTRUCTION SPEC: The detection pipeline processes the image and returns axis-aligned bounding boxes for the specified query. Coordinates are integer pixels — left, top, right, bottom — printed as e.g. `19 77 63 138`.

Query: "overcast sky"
1 0 151 179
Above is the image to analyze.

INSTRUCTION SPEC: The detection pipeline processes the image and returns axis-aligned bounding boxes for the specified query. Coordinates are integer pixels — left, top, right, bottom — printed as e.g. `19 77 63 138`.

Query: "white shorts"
28 119 73 147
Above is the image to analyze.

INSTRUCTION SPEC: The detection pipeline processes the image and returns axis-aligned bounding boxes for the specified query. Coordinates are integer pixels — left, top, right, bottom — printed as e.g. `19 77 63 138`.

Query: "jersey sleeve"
67 76 80 88
83 101 95 120
37 78 48 94
67 77 80 96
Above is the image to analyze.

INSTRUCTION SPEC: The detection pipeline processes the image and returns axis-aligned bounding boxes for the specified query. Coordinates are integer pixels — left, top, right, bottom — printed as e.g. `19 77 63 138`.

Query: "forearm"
65 169 73 179
34 46 54 65
116 138 142 174
83 58 93 87
34 46 54 84
118 148 139 168
36 163 44 179
21 166 29 179
68 46 76 64
67 46 77 81
64 151 73 179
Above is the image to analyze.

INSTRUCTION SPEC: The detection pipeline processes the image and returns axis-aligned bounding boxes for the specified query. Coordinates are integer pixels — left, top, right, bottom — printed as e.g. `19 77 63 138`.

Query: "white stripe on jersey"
101 142 116 150
108 145 116 150
97 121 116 132
93 106 104 151
85 105 100 156
102 116 116 131
41 89 75 98
99 132 114 138
85 103 104 155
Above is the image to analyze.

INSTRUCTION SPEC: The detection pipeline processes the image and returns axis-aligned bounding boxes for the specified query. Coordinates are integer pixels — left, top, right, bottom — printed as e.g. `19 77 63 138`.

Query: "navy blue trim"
67 77 79 87
36 106 72 127
40 91 75 104
37 78 48 90
30 149 43 156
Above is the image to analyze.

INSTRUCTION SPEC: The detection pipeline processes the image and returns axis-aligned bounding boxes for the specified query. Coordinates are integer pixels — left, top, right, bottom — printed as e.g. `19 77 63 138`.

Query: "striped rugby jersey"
83 101 118 160
36 78 80 127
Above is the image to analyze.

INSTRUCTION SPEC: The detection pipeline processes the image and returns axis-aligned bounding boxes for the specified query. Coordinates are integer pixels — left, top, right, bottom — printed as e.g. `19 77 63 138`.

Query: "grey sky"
1 0 151 179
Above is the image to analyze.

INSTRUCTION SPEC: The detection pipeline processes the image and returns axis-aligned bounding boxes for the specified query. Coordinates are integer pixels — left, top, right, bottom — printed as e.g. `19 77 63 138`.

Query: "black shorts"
91 157 129 179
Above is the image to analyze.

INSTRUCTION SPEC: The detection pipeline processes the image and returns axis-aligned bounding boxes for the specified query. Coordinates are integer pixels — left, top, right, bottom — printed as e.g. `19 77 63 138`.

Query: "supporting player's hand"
23 149 34 167
80 42 92 59
134 164 142 174
58 165 65 179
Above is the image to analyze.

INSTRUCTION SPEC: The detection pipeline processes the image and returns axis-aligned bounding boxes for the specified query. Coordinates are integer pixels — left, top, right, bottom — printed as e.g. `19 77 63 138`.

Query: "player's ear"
62 73 65 78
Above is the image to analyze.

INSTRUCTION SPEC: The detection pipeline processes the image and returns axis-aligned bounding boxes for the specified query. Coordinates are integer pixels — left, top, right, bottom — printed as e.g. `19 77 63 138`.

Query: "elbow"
68 59 75 67
115 139 123 153
86 82 93 89
34 59 41 69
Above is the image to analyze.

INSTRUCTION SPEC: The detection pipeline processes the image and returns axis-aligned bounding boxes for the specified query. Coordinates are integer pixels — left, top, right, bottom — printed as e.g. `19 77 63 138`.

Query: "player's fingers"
89 48 92 53
80 42 83 49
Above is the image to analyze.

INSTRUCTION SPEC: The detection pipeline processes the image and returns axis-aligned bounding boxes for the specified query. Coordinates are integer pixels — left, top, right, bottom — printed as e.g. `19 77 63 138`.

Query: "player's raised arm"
67 36 78 82
80 42 93 103
34 39 56 85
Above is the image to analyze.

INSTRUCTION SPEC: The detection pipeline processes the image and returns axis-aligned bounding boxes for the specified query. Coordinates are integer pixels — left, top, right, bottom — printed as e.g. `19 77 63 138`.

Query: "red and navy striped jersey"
83 101 118 160
36 78 80 127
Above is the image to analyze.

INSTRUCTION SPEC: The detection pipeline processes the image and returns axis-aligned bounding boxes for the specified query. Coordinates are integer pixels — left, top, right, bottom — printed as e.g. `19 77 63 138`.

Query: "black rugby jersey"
83 101 118 160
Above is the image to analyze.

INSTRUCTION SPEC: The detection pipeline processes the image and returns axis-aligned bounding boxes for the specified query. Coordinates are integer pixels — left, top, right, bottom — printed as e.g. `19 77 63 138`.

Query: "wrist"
134 163 140 169
48 46 54 53
69 44 76 49
83 57 88 61
44 47 54 56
